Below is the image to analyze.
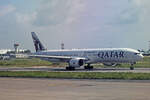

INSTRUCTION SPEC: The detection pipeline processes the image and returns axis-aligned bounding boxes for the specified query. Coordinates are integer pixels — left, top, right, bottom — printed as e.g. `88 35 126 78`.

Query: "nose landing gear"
130 62 136 70
130 66 134 70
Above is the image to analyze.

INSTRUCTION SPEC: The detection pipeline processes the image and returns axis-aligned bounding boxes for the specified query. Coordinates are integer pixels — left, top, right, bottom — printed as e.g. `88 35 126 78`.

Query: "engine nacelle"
69 58 84 67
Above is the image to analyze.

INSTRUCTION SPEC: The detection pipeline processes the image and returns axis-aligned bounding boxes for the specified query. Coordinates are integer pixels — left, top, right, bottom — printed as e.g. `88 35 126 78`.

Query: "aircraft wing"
29 54 88 62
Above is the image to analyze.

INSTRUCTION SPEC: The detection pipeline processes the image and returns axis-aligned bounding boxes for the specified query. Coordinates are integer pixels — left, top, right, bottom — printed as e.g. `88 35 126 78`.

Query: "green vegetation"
0 58 52 67
0 56 149 68
135 56 150 68
94 56 150 68
0 71 150 80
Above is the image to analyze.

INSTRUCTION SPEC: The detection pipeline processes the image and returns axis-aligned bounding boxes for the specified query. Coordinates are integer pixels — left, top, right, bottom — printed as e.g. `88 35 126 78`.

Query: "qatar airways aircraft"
30 32 143 70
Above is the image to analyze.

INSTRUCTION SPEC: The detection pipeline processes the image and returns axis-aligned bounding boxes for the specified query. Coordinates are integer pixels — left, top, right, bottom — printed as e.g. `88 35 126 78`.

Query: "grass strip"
0 58 52 67
0 71 150 80
0 56 150 68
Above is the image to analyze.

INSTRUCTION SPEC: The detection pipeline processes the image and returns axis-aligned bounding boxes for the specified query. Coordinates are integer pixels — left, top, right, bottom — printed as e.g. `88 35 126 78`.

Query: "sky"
0 0 150 51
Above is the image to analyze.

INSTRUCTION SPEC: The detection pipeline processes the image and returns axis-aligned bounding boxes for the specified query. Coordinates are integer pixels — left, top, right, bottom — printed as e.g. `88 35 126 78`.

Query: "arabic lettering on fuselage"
98 51 124 58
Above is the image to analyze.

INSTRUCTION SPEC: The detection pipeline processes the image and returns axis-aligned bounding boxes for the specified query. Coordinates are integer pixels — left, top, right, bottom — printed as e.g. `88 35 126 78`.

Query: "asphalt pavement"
0 67 150 73
0 78 150 100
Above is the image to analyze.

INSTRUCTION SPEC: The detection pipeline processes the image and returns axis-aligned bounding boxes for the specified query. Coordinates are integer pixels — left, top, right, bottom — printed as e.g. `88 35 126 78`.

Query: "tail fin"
31 32 46 52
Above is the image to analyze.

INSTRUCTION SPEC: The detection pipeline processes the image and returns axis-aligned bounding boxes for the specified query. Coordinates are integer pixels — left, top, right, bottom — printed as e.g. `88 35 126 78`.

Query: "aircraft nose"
137 53 144 60
139 54 144 59
134 52 144 60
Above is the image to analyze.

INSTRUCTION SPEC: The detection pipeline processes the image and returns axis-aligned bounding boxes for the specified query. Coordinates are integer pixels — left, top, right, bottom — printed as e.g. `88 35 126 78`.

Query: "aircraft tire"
66 67 75 70
84 66 93 70
130 66 134 70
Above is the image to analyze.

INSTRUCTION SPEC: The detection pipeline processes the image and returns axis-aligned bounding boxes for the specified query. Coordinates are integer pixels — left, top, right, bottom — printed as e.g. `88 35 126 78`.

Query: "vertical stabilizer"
31 32 46 52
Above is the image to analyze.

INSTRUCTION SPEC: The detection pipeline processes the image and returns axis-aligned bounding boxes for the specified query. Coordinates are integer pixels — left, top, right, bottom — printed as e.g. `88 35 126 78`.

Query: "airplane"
30 32 143 70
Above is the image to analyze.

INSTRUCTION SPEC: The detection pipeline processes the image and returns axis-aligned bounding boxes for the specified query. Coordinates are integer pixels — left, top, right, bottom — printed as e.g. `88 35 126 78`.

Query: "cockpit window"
134 53 140 55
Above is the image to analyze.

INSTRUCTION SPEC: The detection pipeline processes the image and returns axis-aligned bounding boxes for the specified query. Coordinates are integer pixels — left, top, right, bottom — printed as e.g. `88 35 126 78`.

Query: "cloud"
0 5 16 17
0 0 149 50
15 0 86 27
16 12 37 25
32 0 86 27
110 0 150 49
132 0 150 7
118 8 140 24
133 0 150 24
116 0 150 25
13 0 87 49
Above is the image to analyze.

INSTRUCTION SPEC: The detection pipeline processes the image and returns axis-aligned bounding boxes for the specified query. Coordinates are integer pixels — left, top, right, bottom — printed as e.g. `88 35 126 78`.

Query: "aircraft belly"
42 58 62 62
97 57 130 63
86 57 100 64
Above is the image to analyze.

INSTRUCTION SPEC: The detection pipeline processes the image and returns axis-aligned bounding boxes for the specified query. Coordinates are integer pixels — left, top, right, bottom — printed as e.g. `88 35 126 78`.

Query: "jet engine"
69 58 84 67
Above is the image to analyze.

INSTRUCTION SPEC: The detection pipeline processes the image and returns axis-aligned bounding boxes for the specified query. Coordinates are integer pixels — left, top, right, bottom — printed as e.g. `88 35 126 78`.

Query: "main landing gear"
66 67 75 70
84 64 93 70
130 63 135 70
66 64 94 70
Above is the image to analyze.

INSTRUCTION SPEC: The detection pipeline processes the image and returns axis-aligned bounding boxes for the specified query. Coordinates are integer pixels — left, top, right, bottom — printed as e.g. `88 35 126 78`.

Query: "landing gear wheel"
66 67 75 70
84 66 93 70
130 63 134 70
130 66 134 70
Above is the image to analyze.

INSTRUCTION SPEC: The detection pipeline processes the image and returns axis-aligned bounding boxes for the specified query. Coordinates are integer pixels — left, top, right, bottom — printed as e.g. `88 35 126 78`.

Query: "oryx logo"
31 32 46 52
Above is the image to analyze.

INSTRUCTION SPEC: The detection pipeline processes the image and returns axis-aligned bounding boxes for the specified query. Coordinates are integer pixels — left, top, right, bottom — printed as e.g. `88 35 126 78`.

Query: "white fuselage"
34 48 143 64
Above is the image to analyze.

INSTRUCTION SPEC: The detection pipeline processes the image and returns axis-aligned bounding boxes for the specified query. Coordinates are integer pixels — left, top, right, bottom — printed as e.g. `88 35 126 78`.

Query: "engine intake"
69 58 84 67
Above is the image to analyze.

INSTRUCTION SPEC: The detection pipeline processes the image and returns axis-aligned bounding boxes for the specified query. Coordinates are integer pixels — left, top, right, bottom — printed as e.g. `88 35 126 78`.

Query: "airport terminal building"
0 49 31 60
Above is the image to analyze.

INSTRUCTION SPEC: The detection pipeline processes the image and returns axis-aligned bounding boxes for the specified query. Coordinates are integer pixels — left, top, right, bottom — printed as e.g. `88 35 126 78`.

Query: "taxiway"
0 78 150 100
0 67 150 73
